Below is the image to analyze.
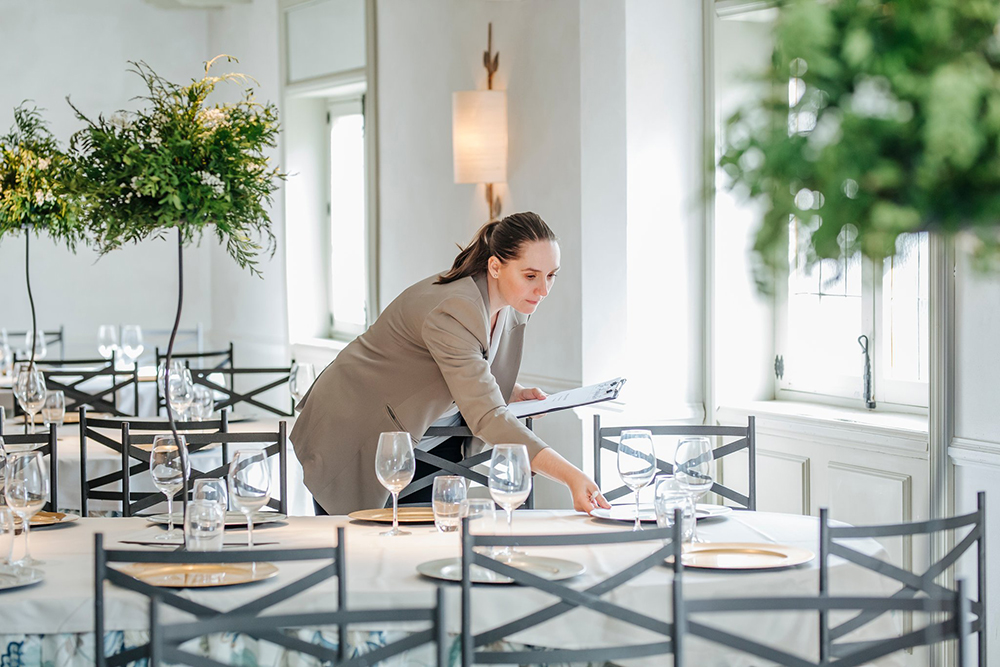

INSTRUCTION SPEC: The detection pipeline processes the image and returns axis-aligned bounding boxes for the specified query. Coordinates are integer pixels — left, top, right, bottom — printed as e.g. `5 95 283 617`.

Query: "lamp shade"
452 90 507 184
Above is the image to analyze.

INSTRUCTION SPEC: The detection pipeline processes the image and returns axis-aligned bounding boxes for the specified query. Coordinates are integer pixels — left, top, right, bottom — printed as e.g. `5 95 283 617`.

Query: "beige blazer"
290 272 548 514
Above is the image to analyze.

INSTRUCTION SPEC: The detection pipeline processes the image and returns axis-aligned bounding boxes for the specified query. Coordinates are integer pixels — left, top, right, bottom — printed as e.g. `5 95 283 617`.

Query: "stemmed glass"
97 325 118 360
374 432 415 537
41 390 65 428
167 369 194 420
289 362 316 405
673 436 716 543
14 364 46 435
488 444 532 561
228 450 271 548
23 331 47 361
120 325 144 367
5 451 49 566
150 435 189 541
0 330 12 378
617 429 657 531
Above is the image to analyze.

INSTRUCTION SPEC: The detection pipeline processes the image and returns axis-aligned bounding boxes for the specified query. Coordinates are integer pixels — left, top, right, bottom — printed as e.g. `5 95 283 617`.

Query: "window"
327 97 368 338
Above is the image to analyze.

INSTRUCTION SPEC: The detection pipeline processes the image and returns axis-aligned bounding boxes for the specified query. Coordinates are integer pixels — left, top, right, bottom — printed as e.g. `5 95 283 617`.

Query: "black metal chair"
13 354 139 417
6 326 65 360
0 407 58 512
189 364 295 418
393 419 537 509
154 343 234 414
593 415 756 510
460 515 684 666
820 492 986 665
79 408 230 516
94 529 446 667
682 580 970 666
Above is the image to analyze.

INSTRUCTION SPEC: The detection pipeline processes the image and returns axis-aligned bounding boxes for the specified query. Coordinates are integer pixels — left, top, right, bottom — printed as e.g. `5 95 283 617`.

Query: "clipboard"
507 377 626 419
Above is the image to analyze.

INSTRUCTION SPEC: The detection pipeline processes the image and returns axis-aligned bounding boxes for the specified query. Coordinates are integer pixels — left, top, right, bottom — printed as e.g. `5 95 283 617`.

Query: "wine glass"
617 429 656 531
23 331 46 361
190 385 214 421
488 444 531 561
673 436 716 543
150 435 188 541
14 364 46 435
41 390 65 428
289 362 316 406
228 450 271 548
374 432 415 537
0 336 12 378
120 325 144 367
193 477 228 510
5 451 49 566
167 369 194 420
97 325 118 360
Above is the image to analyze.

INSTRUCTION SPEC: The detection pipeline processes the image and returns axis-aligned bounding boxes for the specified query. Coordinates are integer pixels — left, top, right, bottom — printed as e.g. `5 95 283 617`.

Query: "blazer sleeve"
422 295 548 459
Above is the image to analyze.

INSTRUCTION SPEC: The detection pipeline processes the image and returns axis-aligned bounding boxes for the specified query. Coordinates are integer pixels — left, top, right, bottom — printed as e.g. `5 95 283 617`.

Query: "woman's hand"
510 383 547 403
569 474 611 514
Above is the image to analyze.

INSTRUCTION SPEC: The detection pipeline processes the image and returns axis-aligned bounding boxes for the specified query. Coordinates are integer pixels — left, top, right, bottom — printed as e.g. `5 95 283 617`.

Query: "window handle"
858 335 876 409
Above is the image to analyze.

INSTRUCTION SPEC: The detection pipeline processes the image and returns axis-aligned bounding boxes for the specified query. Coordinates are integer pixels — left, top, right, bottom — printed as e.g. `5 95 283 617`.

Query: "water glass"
375 432 415 537
41 390 65 427
653 475 695 543
463 498 498 556
120 325 144 366
229 450 271 548
97 325 118 360
193 478 228 510
617 429 656 531
0 508 14 565
150 435 188 541
184 499 225 552
432 476 467 533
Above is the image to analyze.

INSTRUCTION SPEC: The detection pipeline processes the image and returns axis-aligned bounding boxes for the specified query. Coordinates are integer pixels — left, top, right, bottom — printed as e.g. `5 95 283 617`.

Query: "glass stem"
247 513 254 549
392 491 399 532
22 517 31 562
166 495 173 534
634 490 642 531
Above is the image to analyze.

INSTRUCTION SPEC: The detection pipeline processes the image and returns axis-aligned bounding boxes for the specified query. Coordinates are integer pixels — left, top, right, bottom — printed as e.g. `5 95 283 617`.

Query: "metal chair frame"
393 419 536 509
189 365 295 418
682 583 969 667
593 415 757 510
0 408 58 512
820 492 986 665
14 354 139 418
154 343 234 414
460 515 684 666
6 326 65 360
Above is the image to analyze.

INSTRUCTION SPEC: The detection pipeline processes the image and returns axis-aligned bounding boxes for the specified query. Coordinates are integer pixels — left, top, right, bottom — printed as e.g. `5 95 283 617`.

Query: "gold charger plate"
348 507 436 524
30 511 81 527
116 562 279 588
676 542 814 570
417 555 586 585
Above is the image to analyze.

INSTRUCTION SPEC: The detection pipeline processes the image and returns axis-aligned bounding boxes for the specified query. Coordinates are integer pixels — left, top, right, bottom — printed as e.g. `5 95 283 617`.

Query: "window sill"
718 400 928 457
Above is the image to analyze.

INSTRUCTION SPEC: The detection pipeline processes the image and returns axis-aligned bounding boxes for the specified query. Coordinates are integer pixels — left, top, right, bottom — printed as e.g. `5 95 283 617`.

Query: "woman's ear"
488 256 501 279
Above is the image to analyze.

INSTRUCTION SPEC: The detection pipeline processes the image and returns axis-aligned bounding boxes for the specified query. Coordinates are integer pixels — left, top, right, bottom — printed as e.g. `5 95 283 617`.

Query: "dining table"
0 508 906 666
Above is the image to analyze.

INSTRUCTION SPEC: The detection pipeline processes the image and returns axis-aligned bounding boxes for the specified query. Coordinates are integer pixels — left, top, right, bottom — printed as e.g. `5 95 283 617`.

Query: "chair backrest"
95 529 446 667
14 354 139 417
460 515 684 666
78 407 231 516
682 580 969 667
189 364 295 418
154 343 234 413
820 493 986 665
145 324 204 355
0 408 58 512
593 414 756 510
395 418 536 509
6 326 65 360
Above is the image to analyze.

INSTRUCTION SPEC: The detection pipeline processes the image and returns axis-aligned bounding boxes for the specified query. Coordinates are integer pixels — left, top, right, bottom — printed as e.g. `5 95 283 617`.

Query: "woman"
291 212 611 516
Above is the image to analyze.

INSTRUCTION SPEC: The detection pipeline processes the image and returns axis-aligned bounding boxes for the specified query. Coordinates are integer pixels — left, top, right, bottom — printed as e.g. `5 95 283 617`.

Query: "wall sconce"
453 23 507 221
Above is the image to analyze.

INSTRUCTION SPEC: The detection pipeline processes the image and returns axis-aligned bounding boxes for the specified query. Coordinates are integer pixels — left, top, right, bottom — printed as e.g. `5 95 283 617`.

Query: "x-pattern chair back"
593 415 756 510
17 355 139 417
79 408 231 516
820 492 986 665
460 516 684 666
0 409 58 512
683 582 969 667
190 365 294 418
95 530 447 667
394 419 536 508
7 326 65 360
154 343 234 414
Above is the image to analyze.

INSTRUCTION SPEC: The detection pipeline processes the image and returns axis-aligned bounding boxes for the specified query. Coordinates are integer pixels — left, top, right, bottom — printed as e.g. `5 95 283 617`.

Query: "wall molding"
759 449 810 513
949 436 1000 469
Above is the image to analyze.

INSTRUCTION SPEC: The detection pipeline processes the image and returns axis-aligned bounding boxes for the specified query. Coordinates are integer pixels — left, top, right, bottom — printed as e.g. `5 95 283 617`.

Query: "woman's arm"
510 382 546 402
530 448 611 514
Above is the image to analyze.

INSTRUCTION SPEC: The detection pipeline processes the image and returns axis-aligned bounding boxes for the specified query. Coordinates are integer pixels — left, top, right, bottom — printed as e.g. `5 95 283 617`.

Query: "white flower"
33 190 44 206
108 111 133 131
196 170 226 197
146 128 162 147
199 108 227 131
37 158 50 170
130 176 141 191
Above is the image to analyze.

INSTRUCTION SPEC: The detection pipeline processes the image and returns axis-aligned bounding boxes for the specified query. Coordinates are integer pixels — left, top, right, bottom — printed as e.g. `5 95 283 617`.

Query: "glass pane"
882 232 929 383
329 113 367 331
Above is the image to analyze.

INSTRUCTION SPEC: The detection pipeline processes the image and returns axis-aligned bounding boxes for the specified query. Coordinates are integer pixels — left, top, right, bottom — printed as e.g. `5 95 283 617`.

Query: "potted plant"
718 0 1000 285
69 56 285 518
0 105 83 375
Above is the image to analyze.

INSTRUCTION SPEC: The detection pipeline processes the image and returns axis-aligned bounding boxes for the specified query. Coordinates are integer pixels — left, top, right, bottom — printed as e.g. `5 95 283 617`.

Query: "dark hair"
436 212 557 284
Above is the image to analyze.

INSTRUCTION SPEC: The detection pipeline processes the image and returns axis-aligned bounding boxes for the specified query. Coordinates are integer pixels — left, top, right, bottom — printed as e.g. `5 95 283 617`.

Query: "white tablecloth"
0 511 904 665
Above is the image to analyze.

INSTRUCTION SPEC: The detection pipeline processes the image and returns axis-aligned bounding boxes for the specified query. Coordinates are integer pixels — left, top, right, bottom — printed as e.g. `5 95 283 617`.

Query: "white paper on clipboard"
507 377 626 419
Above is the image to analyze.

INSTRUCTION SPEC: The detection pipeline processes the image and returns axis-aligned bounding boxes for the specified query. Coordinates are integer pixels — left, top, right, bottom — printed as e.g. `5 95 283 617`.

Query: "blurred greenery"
719 0 1000 289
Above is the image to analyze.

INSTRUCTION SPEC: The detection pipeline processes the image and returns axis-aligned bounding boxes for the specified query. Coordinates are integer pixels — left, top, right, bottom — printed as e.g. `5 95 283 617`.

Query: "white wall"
0 1 213 358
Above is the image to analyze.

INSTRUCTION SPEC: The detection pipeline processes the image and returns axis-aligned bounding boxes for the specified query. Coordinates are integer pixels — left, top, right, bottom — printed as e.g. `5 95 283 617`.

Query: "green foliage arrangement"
69 55 284 276
0 104 82 246
719 0 1000 282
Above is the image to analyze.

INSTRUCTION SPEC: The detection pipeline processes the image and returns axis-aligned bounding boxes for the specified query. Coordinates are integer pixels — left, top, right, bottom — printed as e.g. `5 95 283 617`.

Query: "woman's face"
489 240 560 315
